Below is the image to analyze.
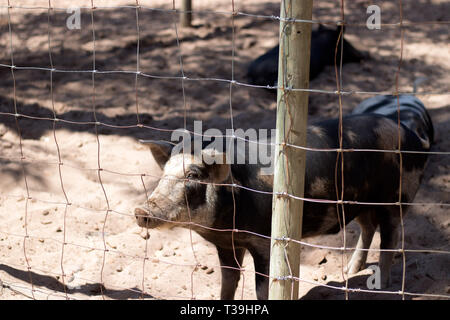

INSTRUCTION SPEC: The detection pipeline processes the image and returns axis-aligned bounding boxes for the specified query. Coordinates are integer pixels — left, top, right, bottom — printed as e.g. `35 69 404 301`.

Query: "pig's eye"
186 172 200 180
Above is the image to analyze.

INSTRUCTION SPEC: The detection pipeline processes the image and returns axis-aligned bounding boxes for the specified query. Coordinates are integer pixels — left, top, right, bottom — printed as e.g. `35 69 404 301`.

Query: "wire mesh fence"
0 0 449 300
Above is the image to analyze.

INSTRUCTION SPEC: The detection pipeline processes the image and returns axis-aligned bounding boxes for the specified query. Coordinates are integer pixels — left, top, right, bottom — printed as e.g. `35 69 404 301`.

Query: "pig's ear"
139 140 174 169
201 149 231 182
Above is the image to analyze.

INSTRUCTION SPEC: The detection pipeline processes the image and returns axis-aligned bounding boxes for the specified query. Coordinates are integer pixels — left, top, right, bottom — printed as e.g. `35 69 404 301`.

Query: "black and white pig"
135 96 433 300
247 25 366 88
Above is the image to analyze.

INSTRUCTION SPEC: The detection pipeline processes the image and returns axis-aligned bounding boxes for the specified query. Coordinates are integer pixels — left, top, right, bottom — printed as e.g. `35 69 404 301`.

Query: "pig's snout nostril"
134 207 153 229
134 206 164 229
134 201 167 229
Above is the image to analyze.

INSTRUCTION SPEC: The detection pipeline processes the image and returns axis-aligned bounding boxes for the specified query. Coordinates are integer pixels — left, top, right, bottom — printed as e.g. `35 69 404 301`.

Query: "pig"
247 25 367 88
135 96 433 300
352 94 434 150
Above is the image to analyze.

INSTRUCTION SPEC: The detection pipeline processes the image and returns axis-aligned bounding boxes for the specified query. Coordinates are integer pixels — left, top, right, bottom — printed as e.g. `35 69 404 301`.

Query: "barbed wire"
1 63 449 97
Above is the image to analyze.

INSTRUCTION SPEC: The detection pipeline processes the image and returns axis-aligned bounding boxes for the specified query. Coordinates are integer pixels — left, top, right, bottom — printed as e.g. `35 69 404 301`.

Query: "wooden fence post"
180 0 192 27
269 0 313 300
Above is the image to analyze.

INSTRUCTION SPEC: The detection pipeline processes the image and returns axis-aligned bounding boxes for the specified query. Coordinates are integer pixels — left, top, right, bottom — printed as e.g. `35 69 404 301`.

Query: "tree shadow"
0 2 447 121
308 277 417 300
302 243 449 300
300 271 406 300
0 264 154 299
0 92 274 141
417 104 450 205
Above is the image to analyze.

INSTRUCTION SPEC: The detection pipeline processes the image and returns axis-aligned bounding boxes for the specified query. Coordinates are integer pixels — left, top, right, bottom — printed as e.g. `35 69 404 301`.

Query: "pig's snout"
134 207 164 229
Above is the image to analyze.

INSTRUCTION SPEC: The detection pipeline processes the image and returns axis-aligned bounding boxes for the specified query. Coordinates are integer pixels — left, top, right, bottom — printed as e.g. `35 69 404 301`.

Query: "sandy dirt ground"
0 0 448 300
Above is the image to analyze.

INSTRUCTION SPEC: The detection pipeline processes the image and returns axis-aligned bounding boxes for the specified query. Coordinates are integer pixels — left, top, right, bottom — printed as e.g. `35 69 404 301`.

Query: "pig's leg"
249 249 269 300
217 247 246 300
347 212 377 274
378 211 400 288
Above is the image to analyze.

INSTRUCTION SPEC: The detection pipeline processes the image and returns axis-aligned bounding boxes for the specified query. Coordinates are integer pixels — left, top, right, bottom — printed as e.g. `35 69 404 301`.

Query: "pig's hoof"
346 261 365 274
380 276 392 289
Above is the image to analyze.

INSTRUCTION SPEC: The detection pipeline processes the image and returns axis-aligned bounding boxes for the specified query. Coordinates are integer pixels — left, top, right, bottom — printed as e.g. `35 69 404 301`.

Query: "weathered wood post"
180 0 192 27
269 0 313 300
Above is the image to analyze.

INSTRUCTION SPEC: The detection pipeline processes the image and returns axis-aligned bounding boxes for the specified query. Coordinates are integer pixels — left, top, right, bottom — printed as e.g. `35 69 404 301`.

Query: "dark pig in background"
135 96 433 300
247 25 367 89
